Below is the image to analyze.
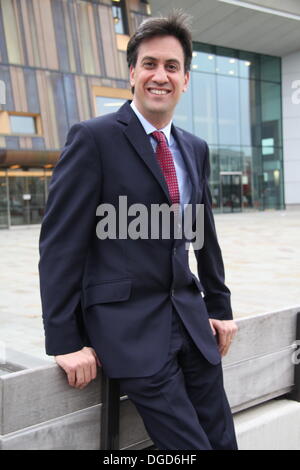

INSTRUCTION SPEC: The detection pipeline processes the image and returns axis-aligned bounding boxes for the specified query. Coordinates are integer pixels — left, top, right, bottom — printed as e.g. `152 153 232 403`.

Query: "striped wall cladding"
0 0 128 77
0 0 148 150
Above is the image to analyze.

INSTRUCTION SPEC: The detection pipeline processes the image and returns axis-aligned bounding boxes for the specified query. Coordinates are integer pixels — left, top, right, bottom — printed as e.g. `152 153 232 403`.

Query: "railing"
1 306 300 450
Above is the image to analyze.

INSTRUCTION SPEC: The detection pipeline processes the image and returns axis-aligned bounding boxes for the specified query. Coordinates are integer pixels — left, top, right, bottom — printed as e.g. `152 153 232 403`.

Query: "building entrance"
220 172 243 213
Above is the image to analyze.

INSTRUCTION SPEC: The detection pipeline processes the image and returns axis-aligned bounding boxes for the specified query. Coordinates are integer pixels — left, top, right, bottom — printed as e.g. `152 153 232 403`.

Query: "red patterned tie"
151 131 180 206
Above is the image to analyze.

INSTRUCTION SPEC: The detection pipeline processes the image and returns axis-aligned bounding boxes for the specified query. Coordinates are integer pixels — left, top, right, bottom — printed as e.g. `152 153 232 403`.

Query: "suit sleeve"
38 123 102 355
193 142 233 321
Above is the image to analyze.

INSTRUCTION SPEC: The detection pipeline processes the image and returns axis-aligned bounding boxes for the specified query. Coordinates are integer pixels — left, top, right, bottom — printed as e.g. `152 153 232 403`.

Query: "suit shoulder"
66 111 120 141
76 111 118 133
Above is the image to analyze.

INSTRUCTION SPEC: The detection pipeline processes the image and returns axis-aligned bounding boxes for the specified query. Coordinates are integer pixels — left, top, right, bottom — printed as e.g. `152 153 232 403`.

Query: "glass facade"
0 170 51 228
174 44 284 212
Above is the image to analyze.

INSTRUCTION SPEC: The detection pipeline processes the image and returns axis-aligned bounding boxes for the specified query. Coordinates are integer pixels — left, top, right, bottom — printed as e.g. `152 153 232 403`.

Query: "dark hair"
127 10 193 76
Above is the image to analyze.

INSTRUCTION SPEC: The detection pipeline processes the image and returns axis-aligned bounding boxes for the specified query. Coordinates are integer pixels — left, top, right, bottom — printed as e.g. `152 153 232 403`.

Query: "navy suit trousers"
119 309 238 450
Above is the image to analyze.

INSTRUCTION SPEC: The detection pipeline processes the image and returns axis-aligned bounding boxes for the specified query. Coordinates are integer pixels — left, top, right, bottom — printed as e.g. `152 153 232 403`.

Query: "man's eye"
144 62 154 68
167 64 178 71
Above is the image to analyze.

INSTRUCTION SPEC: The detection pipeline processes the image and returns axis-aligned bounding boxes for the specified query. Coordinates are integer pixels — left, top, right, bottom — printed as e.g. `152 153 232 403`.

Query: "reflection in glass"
191 73 218 144
173 86 193 133
217 75 240 146
10 115 36 134
96 96 126 116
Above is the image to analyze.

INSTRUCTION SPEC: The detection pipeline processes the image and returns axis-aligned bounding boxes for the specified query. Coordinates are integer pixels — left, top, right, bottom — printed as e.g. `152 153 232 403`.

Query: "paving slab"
0 209 299 362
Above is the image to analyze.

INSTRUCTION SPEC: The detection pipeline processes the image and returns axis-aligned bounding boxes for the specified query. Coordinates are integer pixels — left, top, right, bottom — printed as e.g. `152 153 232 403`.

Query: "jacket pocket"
83 279 132 309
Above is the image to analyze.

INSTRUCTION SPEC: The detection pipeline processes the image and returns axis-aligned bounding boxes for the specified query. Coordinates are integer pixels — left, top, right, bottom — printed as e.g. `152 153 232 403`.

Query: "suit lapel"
117 101 172 205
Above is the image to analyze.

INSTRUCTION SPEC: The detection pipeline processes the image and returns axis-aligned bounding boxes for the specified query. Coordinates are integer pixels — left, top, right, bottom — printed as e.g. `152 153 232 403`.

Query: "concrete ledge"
1 307 300 449
0 398 151 450
285 204 300 211
234 399 300 450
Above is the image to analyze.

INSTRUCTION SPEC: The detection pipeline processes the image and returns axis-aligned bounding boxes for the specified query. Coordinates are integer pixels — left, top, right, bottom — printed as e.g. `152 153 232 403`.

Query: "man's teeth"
149 89 169 95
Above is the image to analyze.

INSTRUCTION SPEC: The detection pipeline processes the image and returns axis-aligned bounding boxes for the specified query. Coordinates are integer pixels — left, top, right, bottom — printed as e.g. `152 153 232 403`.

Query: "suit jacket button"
173 248 176 256
171 289 175 297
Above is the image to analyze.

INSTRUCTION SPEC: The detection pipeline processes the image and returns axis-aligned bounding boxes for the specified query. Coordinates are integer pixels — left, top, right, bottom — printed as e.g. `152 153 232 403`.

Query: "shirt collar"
130 101 172 146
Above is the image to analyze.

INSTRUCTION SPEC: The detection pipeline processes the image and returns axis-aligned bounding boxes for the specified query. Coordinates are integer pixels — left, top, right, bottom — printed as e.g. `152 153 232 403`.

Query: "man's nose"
152 65 168 83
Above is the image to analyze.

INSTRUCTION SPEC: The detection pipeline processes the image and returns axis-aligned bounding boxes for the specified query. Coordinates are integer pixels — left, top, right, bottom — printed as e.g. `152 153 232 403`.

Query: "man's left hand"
209 319 238 357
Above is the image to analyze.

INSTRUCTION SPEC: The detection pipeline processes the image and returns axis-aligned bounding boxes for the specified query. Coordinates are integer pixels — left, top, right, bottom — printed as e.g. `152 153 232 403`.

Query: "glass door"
0 173 9 228
8 171 48 225
220 172 242 213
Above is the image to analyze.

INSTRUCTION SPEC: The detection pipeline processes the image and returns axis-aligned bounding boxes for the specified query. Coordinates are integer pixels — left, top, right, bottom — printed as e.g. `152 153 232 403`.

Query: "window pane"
96 96 126 116
217 75 240 146
192 72 218 145
238 51 259 80
191 48 216 73
112 6 125 34
216 47 238 76
10 115 36 134
261 81 282 147
173 85 193 133
260 55 281 82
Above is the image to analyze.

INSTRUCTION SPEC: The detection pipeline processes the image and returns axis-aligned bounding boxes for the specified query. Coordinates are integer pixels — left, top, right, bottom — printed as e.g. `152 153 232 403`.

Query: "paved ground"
0 209 299 363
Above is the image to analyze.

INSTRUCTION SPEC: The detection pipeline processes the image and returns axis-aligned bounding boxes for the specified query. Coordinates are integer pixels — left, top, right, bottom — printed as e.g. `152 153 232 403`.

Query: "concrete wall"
282 50 300 207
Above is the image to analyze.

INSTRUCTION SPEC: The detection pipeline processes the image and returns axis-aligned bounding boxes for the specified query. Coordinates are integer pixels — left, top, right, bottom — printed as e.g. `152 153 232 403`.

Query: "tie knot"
151 131 167 145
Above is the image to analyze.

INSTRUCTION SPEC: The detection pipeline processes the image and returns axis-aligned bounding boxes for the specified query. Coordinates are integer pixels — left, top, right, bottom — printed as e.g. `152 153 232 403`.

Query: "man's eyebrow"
141 56 181 64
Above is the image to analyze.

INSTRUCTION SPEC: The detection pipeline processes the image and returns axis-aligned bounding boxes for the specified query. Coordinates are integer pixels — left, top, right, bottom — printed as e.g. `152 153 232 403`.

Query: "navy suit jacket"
38 100 233 378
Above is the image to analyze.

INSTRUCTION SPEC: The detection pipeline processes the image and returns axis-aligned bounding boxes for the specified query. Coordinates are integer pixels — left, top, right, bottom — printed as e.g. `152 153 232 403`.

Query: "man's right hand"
55 347 101 389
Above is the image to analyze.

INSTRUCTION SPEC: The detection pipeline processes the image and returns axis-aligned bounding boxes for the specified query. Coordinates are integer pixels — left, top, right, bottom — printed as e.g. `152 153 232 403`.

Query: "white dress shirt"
130 101 192 210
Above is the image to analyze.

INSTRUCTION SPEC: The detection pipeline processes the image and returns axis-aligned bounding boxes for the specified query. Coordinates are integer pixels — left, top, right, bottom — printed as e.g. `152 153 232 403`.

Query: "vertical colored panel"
67 0 82 73
36 71 57 148
1 0 24 64
75 2 95 75
26 0 41 67
49 72 68 147
74 75 90 122
31 137 45 150
51 0 70 71
98 5 120 78
45 72 60 148
24 68 40 114
15 0 28 65
0 1 8 63
36 0 59 70
19 137 32 149
5 136 20 149
10 66 25 112
31 0 47 68
11 67 27 112
20 0 35 66
118 51 129 81
86 2 101 75
93 3 106 77
63 74 79 127
62 0 76 73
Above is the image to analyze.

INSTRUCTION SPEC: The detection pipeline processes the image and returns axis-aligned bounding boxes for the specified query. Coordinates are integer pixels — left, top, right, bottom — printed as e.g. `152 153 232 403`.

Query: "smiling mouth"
147 88 171 95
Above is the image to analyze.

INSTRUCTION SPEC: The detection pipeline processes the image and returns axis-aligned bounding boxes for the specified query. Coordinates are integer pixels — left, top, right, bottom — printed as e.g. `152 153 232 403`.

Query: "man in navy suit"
39 12 238 449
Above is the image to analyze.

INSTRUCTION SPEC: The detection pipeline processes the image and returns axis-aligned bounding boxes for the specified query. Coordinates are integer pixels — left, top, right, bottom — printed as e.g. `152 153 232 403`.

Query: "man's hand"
55 347 101 389
209 319 238 357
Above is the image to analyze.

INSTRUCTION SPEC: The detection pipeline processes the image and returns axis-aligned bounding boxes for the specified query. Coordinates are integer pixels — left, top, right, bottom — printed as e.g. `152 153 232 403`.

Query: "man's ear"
183 71 190 93
129 65 135 89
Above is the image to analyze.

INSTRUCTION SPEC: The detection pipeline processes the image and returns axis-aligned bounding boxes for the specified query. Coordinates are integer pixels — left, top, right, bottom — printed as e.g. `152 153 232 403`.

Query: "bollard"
100 369 120 450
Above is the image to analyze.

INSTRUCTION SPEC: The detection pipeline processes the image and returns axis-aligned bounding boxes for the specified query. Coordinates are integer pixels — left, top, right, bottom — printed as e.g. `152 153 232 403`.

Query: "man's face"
129 35 190 125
